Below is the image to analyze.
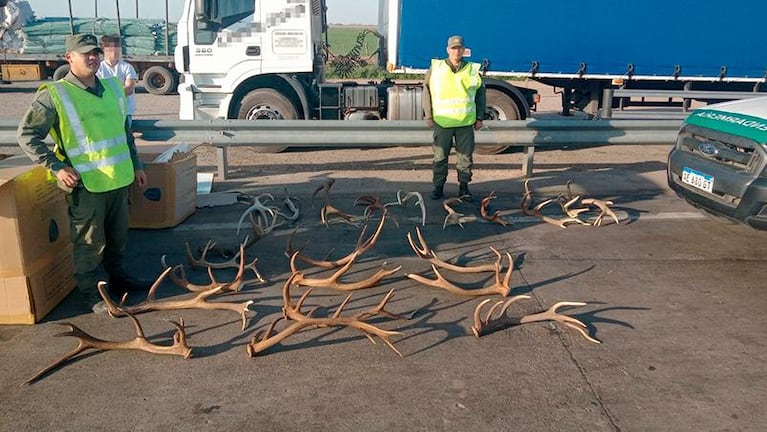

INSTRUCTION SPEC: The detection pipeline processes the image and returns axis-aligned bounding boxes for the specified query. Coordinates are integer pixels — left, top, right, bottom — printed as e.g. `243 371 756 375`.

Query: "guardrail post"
522 146 534 178
600 88 614 118
682 82 692 112
216 146 228 180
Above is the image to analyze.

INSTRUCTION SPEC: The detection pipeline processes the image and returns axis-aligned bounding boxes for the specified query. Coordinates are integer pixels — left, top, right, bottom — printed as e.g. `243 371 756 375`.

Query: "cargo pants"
432 124 475 188
66 185 131 294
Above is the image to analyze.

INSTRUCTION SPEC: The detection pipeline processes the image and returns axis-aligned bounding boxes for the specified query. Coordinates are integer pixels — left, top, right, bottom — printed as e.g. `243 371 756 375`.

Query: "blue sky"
29 0 377 24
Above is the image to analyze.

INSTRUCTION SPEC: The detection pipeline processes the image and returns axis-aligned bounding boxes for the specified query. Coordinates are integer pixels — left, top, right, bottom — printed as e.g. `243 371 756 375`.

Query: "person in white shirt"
97 34 138 128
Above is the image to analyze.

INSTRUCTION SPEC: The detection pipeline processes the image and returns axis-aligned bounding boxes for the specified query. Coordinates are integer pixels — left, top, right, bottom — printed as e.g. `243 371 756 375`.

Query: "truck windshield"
196 0 255 44
205 0 254 23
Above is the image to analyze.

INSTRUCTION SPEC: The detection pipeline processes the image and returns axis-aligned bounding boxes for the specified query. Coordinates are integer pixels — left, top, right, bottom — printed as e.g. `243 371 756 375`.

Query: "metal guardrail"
0 118 683 179
600 88 766 118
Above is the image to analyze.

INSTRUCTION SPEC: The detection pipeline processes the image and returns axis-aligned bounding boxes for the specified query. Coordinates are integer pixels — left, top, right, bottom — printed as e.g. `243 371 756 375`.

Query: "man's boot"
108 272 152 295
430 185 444 200
459 182 473 202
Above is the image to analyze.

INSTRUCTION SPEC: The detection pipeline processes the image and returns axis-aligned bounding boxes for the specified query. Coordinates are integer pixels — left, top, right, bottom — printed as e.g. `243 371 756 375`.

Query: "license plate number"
682 167 714 193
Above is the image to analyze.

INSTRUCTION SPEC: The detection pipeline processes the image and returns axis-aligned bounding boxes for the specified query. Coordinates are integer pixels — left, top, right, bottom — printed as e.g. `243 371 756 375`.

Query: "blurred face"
447 45 465 64
66 49 101 77
102 43 122 65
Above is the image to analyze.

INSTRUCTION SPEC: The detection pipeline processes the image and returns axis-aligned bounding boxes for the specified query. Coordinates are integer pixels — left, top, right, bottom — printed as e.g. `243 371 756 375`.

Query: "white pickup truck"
668 97 767 229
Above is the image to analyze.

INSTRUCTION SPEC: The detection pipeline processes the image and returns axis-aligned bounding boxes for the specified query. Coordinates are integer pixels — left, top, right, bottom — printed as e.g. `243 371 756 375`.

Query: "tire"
143 66 177 95
237 88 299 153
52 64 70 81
475 88 522 155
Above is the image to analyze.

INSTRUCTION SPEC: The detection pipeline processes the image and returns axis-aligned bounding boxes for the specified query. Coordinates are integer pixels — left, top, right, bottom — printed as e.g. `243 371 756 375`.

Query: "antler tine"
146 266 172 302
581 198 619 226
558 193 590 221
407 226 498 273
354 288 411 321
280 187 301 222
406 227 429 258
332 294 354 318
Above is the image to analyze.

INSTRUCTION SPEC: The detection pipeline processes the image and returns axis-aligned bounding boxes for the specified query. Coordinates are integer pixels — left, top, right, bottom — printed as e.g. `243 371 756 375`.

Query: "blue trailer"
176 0 766 153
384 0 767 115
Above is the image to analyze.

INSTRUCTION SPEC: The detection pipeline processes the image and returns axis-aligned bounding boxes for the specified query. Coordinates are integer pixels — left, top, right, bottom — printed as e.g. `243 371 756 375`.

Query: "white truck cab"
668 97 767 229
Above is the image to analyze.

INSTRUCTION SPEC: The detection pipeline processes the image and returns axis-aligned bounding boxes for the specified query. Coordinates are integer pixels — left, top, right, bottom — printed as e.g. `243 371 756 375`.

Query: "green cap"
447 35 464 48
65 34 103 54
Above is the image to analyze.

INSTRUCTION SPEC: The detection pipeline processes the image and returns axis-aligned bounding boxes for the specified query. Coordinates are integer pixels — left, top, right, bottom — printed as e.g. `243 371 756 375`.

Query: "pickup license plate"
682 167 714 193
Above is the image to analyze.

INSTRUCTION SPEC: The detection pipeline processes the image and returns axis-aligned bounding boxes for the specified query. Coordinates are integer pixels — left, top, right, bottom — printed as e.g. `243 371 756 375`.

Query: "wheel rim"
485 105 508 121
246 104 284 120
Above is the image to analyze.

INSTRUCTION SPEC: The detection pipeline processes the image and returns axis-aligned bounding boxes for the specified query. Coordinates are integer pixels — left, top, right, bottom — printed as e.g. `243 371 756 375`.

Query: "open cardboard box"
129 151 197 229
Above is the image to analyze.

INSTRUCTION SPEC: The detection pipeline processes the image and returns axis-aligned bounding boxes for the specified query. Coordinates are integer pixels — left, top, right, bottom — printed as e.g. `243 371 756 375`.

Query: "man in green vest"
422 34 486 202
17 34 149 314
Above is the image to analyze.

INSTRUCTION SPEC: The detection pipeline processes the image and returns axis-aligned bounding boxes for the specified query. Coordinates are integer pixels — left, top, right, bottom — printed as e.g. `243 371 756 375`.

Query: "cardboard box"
0 244 76 324
129 152 197 229
0 156 71 276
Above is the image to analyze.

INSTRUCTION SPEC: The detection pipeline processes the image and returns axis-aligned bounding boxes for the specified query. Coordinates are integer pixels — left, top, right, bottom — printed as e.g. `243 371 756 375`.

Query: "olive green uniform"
422 59 486 188
16 72 143 296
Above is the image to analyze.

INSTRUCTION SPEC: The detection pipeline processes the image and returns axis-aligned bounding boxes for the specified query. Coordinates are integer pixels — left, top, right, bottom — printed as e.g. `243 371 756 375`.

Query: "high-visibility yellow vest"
428 59 482 128
45 77 134 192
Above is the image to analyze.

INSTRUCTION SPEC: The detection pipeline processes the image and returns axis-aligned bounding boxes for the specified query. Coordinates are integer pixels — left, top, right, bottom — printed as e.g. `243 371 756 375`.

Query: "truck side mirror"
194 0 211 22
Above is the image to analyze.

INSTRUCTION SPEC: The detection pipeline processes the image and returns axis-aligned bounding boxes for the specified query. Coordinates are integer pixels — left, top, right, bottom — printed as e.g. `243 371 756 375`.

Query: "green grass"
326 26 379 59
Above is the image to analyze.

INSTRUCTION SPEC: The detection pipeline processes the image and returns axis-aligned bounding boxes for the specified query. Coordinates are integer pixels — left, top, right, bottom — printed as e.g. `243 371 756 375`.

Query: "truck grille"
678 125 763 172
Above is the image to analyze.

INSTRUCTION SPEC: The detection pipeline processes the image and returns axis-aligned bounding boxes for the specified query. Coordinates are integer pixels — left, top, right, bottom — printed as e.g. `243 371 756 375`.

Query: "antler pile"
471 296 601 343
246 272 405 357
22 311 191 385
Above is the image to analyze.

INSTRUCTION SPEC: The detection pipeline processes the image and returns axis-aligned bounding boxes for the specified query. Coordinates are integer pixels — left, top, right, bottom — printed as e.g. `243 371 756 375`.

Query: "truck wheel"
475 88 522 155
52 64 70 81
237 88 299 153
143 66 177 95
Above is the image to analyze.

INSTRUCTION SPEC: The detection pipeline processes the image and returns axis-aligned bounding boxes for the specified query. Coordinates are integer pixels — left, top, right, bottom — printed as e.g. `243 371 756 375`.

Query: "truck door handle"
246 46 261 56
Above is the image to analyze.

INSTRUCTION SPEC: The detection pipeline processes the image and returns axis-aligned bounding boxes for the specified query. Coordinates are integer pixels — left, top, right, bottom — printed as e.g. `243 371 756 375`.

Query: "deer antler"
279 186 301 222
246 273 404 357
236 193 278 234
286 210 389 269
443 197 472 229
406 226 497 273
185 241 266 285
581 198 620 226
289 250 401 291
98 267 254 331
407 247 514 297
312 178 355 226
480 191 512 227
22 312 191 385
471 297 601 343
384 191 427 226
522 180 585 228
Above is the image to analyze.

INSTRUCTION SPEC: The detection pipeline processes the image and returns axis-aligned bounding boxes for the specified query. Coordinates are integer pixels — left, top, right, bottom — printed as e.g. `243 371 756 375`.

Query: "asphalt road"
1 80 766 431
